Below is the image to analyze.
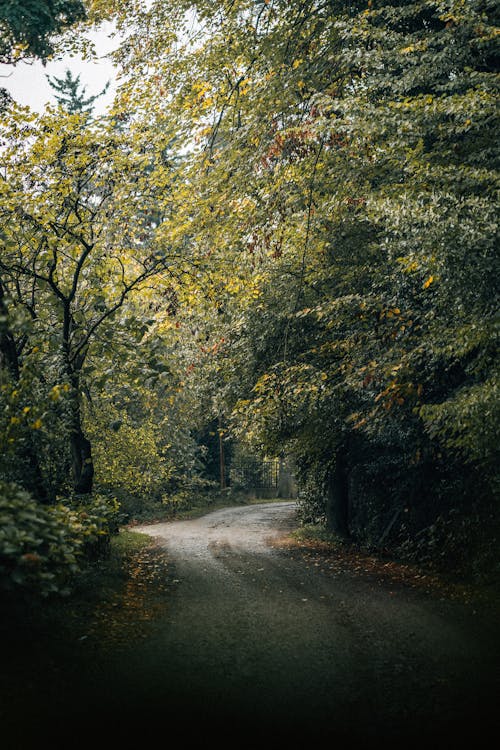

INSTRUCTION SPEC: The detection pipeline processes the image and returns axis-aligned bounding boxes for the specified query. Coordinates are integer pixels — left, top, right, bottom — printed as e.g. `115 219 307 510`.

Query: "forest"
0 0 498 599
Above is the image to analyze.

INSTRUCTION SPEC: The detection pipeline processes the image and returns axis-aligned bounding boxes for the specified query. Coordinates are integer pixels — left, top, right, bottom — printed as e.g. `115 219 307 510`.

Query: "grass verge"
0 528 171 733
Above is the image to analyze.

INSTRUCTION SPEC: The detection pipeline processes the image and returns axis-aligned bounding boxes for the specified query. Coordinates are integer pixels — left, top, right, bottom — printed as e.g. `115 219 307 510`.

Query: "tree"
0 104 184 495
108 0 499 565
0 0 90 497
0 0 86 64
47 68 110 115
0 1 134 597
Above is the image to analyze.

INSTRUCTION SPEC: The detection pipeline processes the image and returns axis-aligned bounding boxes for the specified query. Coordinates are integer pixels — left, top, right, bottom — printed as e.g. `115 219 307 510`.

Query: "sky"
0 23 118 116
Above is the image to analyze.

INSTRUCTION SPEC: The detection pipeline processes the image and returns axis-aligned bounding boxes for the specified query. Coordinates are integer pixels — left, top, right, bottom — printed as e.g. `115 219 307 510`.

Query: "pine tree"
47 68 109 115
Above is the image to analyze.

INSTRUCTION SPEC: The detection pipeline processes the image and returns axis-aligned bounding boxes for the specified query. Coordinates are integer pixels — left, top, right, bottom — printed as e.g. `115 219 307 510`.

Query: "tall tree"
0 104 184 494
108 0 499 558
47 68 109 114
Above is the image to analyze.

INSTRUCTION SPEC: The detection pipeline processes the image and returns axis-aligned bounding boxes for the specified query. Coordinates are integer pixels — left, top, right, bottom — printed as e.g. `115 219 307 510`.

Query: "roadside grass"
290 523 347 546
0 528 171 730
1 527 170 646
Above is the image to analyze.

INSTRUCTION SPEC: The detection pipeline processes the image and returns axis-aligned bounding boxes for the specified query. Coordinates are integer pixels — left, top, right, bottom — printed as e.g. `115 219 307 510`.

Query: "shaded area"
2 504 499 747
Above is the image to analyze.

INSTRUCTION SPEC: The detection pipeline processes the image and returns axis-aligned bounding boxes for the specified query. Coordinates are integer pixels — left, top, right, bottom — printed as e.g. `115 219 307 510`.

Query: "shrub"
0 482 120 596
296 475 327 526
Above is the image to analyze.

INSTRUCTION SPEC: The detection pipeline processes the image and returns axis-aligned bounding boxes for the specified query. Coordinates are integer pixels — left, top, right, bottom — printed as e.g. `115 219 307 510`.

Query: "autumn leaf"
422 275 434 289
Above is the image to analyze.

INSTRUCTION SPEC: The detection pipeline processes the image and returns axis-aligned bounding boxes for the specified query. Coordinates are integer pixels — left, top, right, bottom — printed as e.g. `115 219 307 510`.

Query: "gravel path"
119 502 499 745
5 501 498 749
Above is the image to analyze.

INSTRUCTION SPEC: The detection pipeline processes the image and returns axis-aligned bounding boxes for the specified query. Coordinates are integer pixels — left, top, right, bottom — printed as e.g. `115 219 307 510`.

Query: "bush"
296 475 327 526
395 503 500 584
0 482 120 596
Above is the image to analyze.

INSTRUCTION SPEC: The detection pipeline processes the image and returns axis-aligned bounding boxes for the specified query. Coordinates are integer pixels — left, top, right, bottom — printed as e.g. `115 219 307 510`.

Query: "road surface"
13 501 498 747
119 502 497 744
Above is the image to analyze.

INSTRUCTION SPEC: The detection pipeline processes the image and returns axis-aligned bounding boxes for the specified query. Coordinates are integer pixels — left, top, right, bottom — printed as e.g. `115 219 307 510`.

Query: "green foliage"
1 0 498 580
87 399 173 496
0 0 86 63
84 383 207 507
0 481 119 596
396 504 500 584
296 475 327 527
106 0 499 569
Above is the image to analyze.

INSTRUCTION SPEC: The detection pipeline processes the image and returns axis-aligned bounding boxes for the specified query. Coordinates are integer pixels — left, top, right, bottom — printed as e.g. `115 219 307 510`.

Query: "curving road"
112 501 499 745
136 500 298 559
6 500 498 749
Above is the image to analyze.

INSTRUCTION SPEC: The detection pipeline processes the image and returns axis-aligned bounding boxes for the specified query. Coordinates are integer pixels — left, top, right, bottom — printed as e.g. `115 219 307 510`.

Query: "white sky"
0 23 118 116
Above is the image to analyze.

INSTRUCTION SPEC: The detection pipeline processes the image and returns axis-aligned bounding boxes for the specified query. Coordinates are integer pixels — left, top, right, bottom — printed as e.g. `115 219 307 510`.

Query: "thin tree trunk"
0 280 20 380
67 371 94 494
62 300 94 495
70 424 94 494
218 416 226 490
326 447 350 538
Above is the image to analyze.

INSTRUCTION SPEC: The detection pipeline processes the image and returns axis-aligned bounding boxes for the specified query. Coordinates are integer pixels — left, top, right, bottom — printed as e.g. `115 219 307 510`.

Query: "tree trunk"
67 368 94 495
218 416 226 490
326 448 350 538
70 423 94 494
0 280 20 381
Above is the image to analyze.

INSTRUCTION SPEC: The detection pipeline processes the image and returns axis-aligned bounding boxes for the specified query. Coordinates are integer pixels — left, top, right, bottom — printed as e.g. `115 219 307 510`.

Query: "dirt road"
13 501 497 747
119 501 498 745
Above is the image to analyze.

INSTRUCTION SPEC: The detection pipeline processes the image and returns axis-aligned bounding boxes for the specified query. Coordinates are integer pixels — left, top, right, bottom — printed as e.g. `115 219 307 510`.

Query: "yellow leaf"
423 275 434 289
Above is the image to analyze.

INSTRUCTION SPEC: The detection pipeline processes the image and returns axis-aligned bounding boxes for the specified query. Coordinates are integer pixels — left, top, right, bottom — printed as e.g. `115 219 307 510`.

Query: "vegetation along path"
20 499 493 747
